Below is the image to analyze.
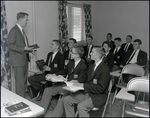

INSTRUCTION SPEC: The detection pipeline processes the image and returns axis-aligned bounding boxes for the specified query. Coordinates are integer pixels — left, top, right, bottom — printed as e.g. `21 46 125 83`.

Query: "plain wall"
97 1 149 57
5 1 149 60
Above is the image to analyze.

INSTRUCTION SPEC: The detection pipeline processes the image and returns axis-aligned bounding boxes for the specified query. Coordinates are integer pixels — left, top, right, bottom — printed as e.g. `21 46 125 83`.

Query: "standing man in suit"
83 36 93 66
102 41 115 71
63 38 77 65
63 46 110 117
111 37 125 71
121 35 133 53
39 46 87 116
7 12 34 97
28 40 65 101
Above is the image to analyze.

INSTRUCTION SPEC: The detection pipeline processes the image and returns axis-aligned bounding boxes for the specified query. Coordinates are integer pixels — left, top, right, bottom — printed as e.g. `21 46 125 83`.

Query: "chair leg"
75 111 78 117
112 88 118 104
121 100 126 117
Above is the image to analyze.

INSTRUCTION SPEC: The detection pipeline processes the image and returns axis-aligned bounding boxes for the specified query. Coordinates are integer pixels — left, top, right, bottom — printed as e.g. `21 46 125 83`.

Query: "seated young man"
102 33 115 53
121 35 133 53
111 37 125 71
28 40 65 101
63 38 77 65
120 39 147 83
50 46 110 117
39 46 87 116
102 41 115 71
83 36 93 66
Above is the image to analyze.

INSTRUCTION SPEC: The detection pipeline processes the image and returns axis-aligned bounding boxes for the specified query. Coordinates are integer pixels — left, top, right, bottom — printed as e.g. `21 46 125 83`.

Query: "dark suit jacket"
8 25 29 66
45 51 65 74
121 43 133 52
56 59 87 83
123 50 147 66
63 50 70 60
114 47 126 66
84 61 110 108
83 45 93 58
103 52 115 70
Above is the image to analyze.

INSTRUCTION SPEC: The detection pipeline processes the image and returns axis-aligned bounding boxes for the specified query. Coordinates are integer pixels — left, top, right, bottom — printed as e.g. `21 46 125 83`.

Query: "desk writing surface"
1 86 44 117
110 70 121 77
115 88 135 102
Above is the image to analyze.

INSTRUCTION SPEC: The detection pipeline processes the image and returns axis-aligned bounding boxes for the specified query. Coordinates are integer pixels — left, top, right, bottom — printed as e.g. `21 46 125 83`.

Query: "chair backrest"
121 64 145 77
127 77 149 93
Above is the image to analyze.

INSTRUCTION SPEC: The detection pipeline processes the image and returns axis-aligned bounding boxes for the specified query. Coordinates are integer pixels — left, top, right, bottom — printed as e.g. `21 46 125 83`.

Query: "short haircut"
103 41 113 49
52 39 61 48
17 12 29 20
114 37 121 42
107 33 112 37
127 35 132 39
93 45 105 57
87 35 93 40
74 46 84 58
69 38 77 44
133 39 142 45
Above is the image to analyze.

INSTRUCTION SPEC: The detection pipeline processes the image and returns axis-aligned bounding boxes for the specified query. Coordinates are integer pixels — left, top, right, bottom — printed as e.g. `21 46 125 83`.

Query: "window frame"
66 4 85 42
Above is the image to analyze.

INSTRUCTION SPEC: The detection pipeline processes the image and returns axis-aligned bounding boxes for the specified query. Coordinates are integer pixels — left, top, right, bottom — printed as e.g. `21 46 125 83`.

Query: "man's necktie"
49 53 53 66
126 50 136 64
68 49 72 59
124 44 129 52
114 48 118 54
22 29 28 46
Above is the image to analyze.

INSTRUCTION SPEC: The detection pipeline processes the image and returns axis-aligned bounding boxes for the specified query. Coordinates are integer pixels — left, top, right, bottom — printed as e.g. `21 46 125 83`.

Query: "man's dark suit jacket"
121 43 133 52
83 45 93 58
123 49 147 66
55 59 87 83
114 47 126 66
63 50 70 60
103 52 115 71
45 51 65 74
83 61 110 108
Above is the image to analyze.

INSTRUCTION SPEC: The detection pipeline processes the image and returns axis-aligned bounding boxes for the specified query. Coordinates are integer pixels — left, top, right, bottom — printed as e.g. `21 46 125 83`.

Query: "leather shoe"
36 93 42 101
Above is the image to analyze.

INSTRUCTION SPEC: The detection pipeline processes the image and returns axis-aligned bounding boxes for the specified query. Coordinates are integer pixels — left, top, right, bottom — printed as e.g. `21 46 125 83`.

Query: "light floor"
25 91 137 117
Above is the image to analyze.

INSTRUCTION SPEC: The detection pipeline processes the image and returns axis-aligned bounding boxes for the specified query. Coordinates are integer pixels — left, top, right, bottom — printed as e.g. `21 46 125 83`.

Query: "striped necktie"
126 50 136 64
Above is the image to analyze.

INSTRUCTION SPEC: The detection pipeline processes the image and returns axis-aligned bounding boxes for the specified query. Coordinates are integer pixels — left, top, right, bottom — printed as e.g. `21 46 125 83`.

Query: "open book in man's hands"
28 44 39 49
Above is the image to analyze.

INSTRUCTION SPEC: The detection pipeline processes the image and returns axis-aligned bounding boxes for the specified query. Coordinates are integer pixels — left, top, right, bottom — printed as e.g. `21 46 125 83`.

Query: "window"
66 4 85 42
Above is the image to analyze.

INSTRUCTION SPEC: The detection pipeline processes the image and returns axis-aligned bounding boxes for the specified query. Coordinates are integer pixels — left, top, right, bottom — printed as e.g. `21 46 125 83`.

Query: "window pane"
72 7 82 41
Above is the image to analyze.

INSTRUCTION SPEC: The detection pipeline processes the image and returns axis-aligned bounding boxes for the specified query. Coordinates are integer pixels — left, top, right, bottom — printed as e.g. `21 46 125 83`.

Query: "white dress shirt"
129 49 140 64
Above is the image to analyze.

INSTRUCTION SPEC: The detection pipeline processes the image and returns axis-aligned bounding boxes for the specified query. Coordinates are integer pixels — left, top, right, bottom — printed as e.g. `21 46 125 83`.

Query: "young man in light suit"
63 46 110 117
39 46 87 117
28 40 65 101
7 12 34 97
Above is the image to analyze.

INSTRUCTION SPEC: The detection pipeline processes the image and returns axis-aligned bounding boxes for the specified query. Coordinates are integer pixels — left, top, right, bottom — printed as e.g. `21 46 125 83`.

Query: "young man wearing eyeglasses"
39 46 87 117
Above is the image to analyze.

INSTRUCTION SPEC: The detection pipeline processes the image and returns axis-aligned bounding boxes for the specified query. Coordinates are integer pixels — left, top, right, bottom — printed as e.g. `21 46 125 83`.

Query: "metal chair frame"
112 64 145 104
